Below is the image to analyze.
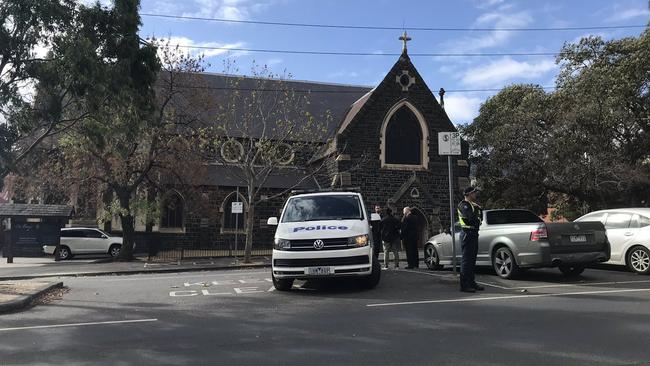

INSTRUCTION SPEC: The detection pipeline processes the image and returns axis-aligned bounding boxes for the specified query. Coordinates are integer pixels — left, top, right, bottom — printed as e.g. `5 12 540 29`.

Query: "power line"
141 13 648 32
168 44 559 57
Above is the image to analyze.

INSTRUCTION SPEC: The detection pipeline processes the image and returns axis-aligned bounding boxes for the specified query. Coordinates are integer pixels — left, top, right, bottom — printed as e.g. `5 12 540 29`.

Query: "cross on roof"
399 31 412 53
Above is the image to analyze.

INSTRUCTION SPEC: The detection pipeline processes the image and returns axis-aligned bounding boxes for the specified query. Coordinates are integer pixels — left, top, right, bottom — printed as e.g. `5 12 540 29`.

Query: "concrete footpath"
0 280 63 313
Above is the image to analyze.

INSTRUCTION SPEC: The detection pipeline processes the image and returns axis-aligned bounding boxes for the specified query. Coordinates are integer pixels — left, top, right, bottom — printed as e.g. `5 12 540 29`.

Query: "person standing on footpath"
457 187 485 293
401 207 419 269
380 207 401 269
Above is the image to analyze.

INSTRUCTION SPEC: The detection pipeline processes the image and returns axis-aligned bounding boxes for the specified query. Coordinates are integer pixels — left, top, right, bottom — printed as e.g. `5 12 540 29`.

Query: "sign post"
232 187 244 263
438 132 462 274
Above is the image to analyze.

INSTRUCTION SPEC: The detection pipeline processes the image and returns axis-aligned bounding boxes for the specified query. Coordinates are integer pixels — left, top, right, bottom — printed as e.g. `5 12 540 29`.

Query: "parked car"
424 209 610 279
574 208 650 274
43 228 125 260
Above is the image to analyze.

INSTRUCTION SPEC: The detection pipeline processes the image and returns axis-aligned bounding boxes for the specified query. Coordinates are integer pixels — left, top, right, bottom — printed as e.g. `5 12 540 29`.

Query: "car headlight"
274 238 291 250
348 235 369 247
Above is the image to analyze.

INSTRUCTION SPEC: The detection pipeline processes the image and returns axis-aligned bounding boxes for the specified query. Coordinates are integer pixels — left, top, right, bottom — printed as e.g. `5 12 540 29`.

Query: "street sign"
438 131 462 275
231 201 243 214
438 132 461 156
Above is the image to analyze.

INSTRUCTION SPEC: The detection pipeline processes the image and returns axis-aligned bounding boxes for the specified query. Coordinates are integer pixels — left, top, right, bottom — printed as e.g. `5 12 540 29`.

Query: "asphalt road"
2 266 650 366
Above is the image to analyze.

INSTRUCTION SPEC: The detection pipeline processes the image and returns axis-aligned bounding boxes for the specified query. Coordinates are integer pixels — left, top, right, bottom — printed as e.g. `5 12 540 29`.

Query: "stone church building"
4 35 470 254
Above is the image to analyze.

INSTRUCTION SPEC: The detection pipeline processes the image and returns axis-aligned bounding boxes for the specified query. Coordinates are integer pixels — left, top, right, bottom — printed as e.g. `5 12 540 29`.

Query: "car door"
604 212 634 263
61 229 84 253
82 229 108 253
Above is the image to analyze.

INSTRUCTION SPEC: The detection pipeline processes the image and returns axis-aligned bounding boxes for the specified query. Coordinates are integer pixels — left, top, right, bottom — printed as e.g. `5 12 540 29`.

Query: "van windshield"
281 195 363 223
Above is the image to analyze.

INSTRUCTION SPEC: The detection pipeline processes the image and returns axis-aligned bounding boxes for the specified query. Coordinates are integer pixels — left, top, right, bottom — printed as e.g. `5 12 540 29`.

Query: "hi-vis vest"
457 201 482 230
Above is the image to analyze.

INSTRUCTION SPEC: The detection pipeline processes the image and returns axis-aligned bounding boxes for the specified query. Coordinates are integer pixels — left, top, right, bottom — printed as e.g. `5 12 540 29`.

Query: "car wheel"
361 258 381 289
492 246 519 279
272 274 294 291
58 246 72 260
424 244 443 270
109 244 122 258
627 246 650 275
559 265 585 277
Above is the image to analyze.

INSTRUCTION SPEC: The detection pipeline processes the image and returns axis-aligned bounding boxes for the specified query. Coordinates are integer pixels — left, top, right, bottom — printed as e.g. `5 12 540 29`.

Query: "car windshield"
281 195 363 222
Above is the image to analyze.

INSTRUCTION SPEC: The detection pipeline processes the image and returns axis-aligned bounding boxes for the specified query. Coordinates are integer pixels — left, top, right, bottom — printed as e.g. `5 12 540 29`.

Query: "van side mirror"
267 217 278 226
370 213 381 222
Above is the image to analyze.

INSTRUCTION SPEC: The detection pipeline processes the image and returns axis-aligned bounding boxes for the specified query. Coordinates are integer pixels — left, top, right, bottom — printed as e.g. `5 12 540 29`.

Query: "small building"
0 204 73 260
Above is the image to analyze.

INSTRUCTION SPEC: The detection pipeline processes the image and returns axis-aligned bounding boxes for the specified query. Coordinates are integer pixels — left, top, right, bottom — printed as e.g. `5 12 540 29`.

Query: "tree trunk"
116 193 135 261
244 200 255 263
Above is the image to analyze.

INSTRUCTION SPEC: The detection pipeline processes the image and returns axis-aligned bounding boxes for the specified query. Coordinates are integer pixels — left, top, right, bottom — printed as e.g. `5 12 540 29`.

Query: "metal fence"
145 238 272 262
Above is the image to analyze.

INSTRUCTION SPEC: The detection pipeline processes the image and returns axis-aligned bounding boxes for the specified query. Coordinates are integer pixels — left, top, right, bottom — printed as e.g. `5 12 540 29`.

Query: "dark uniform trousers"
460 229 479 289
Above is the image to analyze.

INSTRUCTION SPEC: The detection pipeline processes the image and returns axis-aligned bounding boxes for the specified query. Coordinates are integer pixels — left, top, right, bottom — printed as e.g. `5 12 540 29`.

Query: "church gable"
334 34 457 172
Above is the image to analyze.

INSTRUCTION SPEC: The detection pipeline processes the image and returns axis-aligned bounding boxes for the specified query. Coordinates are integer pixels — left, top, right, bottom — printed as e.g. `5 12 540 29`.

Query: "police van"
267 190 381 291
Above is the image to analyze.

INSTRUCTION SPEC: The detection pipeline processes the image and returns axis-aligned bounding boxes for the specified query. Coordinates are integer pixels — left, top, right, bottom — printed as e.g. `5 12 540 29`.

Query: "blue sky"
96 0 648 124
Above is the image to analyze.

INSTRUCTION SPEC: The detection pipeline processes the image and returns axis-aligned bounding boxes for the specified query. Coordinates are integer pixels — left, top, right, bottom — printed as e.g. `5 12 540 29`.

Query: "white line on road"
512 279 650 290
77 270 268 282
400 269 512 290
0 319 158 332
367 288 650 307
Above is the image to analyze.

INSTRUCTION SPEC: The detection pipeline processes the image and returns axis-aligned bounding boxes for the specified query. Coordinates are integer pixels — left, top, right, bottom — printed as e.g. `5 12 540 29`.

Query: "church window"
222 192 247 232
381 101 429 169
161 191 184 228
221 140 244 163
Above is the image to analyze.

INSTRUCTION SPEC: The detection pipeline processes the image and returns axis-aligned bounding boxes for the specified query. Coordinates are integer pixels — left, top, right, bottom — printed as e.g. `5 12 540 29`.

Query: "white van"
267 190 381 291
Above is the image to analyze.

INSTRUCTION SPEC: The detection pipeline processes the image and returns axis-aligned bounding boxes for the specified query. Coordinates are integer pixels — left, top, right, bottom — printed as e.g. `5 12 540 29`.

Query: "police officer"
457 187 484 293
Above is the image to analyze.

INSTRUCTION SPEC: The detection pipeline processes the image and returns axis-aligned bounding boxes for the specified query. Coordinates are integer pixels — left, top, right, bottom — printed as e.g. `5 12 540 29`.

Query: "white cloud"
606 8 649 21
443 95 484 124
475 0 505 9
444 8 533 53
460 57 557 87
183 0 271 21
153 36 247 59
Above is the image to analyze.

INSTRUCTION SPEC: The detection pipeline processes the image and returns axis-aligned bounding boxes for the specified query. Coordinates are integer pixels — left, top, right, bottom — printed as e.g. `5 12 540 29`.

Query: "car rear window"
486 210 543 225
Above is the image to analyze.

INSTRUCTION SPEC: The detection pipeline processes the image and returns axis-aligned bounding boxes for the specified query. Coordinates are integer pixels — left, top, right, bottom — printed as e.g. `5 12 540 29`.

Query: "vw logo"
574 224 580 231
313 239 325 250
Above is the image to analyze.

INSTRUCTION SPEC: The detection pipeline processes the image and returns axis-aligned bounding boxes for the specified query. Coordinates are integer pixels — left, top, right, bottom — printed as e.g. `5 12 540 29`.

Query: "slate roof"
163 72 372 142
202 165 318 189
0 204 74 218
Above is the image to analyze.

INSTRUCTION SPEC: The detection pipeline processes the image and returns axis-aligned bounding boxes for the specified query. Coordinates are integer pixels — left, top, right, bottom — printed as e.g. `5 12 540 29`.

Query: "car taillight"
530 227 548 241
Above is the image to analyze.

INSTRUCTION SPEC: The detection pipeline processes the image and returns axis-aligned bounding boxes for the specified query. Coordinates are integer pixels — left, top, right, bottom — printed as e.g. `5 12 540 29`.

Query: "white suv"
267 190 381 291
43 228 124 260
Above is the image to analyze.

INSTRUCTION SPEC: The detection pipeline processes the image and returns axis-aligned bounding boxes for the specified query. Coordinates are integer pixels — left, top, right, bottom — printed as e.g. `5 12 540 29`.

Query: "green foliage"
464 26 650 213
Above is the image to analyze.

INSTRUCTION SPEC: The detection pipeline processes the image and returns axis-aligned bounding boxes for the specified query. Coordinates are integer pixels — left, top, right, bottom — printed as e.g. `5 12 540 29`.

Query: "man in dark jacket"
457 186 484 293
401 207 420 269
380 207 401 269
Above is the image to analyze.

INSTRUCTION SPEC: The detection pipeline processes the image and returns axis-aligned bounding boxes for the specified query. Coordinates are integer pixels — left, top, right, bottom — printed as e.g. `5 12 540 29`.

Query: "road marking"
0 319 158 332
512 279 650 290
400 269 512 290
85 270 268 282
367 288 650 307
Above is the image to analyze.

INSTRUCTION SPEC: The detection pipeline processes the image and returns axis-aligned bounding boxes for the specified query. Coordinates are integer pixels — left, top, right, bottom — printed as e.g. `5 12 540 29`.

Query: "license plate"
306 267 331 275
569 235 587 243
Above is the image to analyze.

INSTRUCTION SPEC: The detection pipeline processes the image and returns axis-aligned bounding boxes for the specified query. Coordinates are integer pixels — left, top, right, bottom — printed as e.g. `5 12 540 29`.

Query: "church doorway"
409 207 429 249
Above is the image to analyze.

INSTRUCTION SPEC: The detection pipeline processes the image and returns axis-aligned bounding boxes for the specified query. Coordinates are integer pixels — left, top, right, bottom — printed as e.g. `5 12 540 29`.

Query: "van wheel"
109 244 122 258
57 246 72 260
272 274 294 291
492 246 519 279
627 246 650 274
424 244 443 270
361 259 381 289
559 265 585 277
